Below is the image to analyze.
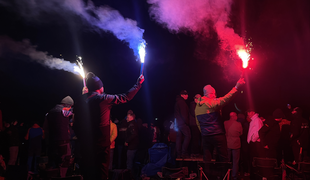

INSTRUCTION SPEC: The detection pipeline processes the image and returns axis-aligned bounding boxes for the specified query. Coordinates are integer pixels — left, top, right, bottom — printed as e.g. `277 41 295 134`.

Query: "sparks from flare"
74 56 86 87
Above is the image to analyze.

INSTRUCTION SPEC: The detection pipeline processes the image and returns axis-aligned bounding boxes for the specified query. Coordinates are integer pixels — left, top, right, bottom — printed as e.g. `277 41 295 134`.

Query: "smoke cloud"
148 0 245 64
0 0 144 58
0 36 79 75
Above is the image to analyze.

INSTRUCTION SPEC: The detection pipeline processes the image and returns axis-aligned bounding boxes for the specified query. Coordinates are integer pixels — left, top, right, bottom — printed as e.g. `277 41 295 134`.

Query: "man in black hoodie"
174 90 191 158
74 72 144 180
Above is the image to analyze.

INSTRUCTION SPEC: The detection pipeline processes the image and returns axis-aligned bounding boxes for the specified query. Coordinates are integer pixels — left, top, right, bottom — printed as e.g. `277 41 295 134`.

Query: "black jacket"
174 96 189 127
126 120 139 150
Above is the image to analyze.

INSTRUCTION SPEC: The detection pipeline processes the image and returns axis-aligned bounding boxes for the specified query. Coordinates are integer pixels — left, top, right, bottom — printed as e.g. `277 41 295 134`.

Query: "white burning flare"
138 41 146 63
74 56 86 87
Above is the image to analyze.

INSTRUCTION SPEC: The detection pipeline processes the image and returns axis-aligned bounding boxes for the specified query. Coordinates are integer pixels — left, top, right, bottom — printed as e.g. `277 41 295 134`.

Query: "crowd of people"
0 75 309 180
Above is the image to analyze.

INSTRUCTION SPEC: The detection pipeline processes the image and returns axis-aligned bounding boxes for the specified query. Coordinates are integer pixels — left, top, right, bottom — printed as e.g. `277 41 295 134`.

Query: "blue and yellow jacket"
195 87 237 136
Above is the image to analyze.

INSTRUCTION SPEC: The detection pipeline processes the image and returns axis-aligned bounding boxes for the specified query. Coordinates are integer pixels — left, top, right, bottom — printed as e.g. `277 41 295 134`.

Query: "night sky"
0 0 310 126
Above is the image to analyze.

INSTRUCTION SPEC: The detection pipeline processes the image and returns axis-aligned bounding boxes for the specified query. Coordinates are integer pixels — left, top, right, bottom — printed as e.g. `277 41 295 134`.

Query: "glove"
137 74 145 85
235 78 245 89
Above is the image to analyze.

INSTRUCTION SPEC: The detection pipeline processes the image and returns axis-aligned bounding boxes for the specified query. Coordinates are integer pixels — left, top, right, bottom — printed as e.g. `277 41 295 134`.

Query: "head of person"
194 94 201 103
127 110 136 122
203 85 216 99
61 96 74 108
180 90 188 100
86 72 104 94
229 112 238 121
273 108 284 121
247 108 256 119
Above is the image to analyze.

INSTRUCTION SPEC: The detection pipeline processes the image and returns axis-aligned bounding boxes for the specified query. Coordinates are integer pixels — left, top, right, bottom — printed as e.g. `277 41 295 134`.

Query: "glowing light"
138 41 146 63
74 56 86 87
237 48 250 68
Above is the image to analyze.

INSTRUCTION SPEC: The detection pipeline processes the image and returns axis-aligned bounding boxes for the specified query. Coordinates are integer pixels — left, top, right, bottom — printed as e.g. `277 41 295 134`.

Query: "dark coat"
126 120 139 150
174 95 189 127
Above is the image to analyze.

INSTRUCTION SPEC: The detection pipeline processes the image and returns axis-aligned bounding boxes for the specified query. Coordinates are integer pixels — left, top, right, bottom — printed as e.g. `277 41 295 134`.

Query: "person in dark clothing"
238 114 251 176
7 120 20 166
116 118 128 169
125 111 139 173
25 122 44 173
189 94 202 158
290 107 310 164
259 108 283 159
74 72 144 180
46 96 74 176
174 90 191 158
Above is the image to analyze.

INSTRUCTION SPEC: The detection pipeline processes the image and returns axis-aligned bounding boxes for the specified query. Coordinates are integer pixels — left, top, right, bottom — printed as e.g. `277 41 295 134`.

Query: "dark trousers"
190 125 201 154
176 125 191 157
202 134 228 162
109 148 114 170
227 148 240 180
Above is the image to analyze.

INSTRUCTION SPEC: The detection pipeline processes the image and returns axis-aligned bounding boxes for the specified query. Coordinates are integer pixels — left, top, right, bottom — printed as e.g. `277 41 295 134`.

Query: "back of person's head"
61 96 74 107
86 72 103 92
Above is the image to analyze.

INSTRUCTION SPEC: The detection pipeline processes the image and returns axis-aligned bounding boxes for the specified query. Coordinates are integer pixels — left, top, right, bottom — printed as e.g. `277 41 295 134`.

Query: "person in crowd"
46 96 74 172
109 119 117 170
247 108 264 178
25 121 44 173
290 107 310 164
277 110 292 164
115 115 128 169
74 72 144 180
69 119 77 156
7 120 20 166
125 111 139 173
238 113 251 177
168 120 177 167
189 94 202 158
195 78 245 163
224 112 242 180
174 90 191 158
259 109 283 159
150 122 160 145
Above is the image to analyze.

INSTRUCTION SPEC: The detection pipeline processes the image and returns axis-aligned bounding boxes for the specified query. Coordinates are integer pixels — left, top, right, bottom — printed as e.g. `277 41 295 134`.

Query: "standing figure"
46 96 74 176
195 78 245 163
174 90 191 158
109 119 117 170
224 112 242 180
25 122 44 173
189 94 202 158
74 72 144 180
7 120 20 166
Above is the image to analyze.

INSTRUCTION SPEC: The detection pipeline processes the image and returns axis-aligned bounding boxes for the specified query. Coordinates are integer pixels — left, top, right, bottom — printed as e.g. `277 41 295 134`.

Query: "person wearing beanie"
45 96 74 176
174 90 191 158
195 78 245 176
74 72 144 180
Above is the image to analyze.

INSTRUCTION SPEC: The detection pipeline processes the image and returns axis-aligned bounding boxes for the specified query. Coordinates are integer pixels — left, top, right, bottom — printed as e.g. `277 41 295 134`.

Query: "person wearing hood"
74 72 144 180
195 78 245 163
174 90 191 158
290 107 310 164
46 96 74 175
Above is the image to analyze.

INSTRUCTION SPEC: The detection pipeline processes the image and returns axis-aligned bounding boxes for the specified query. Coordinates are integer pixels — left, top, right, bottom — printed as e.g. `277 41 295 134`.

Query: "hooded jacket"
195 87 237 136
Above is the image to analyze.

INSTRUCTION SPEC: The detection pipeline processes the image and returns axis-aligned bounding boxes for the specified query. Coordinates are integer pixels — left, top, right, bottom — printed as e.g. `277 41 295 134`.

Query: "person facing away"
174 90 191 158
25 122 44 173
74 72 144 180
224 112 242 180
195 78 245 163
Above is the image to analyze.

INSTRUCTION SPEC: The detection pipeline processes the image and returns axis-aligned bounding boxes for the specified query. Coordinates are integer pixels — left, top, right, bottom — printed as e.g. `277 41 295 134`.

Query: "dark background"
0 0 310 126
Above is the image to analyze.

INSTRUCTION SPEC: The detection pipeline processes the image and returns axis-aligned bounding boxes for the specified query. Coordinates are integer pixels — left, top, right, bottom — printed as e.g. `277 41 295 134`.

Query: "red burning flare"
237 48 250 68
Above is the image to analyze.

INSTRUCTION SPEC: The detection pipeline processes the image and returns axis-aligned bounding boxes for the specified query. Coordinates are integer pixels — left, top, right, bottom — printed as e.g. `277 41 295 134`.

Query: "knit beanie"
61 96 74 106
203 85 215 96
86 72 103 91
